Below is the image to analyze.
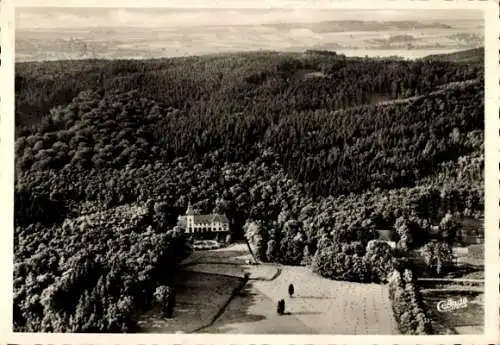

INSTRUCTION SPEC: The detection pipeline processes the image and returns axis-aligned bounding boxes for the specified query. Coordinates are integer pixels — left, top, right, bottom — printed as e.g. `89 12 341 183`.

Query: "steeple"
186 201 195 215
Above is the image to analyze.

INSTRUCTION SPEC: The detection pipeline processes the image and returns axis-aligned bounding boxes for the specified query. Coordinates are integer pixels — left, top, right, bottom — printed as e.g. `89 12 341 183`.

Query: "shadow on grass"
284 311 322 316
187 250 251 263
152 246 315 334
203 281 316 334
200 282 267 332
136 269 248 333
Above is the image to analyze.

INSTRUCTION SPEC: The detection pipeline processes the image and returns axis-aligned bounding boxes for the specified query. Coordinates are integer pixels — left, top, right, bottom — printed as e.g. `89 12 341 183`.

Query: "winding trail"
181 261 283 281
137 243 398 334
181 244 399 334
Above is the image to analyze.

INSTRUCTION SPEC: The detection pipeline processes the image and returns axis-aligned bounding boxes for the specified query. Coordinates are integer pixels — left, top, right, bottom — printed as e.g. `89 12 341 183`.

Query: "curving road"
182 244 399 334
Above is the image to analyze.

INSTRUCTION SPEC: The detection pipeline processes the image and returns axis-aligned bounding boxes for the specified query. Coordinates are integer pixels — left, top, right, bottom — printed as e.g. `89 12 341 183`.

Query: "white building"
177 202 229 235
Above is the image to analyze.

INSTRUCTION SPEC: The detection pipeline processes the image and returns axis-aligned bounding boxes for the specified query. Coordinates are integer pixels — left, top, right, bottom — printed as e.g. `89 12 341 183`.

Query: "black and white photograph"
5 0 499 341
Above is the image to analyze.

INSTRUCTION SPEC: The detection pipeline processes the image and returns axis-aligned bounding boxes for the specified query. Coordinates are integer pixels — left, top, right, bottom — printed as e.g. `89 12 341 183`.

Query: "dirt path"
184 244 399 334
202 281 315 334
250 265 398 334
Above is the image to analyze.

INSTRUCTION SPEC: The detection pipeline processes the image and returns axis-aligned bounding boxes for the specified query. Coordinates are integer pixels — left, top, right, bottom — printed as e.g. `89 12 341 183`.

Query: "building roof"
191 213 229 225
376 229 395 241
184 202 229 225
211 213 229 223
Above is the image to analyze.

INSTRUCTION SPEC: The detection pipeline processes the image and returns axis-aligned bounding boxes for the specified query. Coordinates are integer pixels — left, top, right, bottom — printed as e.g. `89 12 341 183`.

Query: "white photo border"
1 0 498 344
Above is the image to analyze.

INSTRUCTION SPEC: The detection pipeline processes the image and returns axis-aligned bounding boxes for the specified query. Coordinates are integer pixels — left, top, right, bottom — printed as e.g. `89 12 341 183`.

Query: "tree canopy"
14 49 484 330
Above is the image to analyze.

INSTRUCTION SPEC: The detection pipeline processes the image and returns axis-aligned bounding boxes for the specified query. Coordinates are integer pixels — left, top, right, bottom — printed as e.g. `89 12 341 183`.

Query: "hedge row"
388 268 433 334
311 240 395 284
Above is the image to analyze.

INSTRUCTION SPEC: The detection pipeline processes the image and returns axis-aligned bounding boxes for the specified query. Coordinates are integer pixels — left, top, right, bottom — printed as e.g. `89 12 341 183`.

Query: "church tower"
185 201 195 232
186 201 195 215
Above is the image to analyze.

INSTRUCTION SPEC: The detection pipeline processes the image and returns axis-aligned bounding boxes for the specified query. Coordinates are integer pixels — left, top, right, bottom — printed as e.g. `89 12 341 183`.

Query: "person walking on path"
277 299 285 315
288 283 295 298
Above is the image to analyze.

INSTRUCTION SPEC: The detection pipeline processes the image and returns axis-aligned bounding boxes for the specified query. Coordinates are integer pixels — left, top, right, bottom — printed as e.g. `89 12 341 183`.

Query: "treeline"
15 57 484 241
16 50 482 133
14 204 191 332
16 126 483 260
15 85 483 225
16 79 484 199
14 50 484 332
263 81 483 195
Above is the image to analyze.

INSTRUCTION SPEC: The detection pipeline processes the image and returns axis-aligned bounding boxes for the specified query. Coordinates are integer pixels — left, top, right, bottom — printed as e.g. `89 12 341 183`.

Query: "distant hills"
15 16 483 62
263 20 454 33
424 47 484 63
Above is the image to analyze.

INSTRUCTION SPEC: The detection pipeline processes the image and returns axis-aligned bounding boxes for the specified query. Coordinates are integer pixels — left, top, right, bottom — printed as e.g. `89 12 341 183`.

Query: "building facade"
177 202 230 238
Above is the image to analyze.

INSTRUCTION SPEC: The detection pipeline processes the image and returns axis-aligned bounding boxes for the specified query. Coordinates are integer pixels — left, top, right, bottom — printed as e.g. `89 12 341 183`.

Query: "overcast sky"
16 8 483 29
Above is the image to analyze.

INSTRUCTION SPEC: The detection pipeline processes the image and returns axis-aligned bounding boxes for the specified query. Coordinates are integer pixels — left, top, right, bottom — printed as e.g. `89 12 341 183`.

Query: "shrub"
266 239 278 262
364 240 394 283
388 269 433 335
311 247 370 283
278 234 305 265
154 285 175 318
438 212 460 244
300 245 313 266
422 241 453 276
244 220 267 261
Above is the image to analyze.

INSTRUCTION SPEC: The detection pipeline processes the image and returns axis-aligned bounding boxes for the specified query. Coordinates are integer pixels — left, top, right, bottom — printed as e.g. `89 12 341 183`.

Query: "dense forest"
14 48 484 332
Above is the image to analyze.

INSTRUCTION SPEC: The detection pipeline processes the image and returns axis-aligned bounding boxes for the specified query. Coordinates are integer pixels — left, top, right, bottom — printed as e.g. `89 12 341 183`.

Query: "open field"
183 262 280 281
16 11 483 62
136 270 244 333
182 243 280 280
202 281 315 334
181 244 399 334
183 263 247 278
250 265 398 334
181 243 251 265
